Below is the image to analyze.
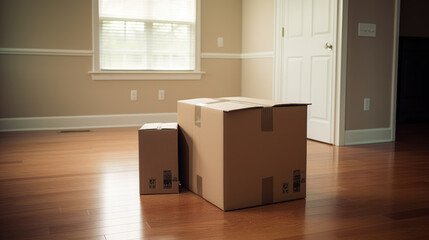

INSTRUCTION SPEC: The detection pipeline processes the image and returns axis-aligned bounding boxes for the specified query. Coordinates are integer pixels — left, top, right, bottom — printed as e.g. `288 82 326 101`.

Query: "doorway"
396 0 429 139
273 0 346 145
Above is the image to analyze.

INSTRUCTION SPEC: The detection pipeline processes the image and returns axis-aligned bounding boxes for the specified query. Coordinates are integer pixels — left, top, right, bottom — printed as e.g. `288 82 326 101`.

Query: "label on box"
163 170 172 189
149 179 156 189
293 170 301 192
282 183 289 194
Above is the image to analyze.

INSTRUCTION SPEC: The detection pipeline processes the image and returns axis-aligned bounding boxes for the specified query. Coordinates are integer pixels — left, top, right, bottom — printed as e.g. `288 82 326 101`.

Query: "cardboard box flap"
179 97 310 114
177 96 308 211
220 97 310 107
141 122 178 130
205 101 262 112
179 98 262 112
178 98 221 105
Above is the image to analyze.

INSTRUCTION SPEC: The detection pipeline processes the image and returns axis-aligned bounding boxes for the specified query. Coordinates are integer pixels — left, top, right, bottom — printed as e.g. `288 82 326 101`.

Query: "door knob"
325 42 333 50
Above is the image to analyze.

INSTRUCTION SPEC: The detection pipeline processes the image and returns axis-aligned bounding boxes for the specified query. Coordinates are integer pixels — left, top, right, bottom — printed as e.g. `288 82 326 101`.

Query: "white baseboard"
344 128 393 145
0 113 178 132
0 48 92 56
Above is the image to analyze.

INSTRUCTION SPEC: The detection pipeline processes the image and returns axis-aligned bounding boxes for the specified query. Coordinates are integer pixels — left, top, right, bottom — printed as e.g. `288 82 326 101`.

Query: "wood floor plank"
0 125 428 239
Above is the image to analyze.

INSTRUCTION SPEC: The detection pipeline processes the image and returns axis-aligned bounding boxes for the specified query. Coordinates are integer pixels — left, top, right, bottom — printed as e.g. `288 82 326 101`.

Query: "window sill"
89 71 205 81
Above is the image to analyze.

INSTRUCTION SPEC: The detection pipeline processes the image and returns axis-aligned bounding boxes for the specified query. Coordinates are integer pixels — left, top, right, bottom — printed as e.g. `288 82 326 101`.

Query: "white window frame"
89 0 203 80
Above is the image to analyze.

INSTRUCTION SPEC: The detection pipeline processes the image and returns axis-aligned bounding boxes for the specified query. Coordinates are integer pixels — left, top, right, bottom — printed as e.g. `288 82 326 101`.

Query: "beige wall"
345 0 396 130
241 0 274 99
241 58 273 99
0 0 399 135
201 0 242 53
0 56 241 117
241 0 274 53
0 0 92 49
240 0 398 133
0 0 242 118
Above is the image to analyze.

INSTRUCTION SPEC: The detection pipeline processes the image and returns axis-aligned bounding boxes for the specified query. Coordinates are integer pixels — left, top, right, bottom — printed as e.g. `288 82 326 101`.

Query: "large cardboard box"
178 97 308 211
139 123 179 195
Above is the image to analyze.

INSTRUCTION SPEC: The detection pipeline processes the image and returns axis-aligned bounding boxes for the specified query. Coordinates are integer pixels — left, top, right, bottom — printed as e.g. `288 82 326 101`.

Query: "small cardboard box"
178 97 308 211
139 122 179 194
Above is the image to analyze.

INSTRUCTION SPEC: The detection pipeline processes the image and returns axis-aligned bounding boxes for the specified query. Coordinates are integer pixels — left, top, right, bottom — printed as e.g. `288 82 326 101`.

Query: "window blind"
99 0 196 70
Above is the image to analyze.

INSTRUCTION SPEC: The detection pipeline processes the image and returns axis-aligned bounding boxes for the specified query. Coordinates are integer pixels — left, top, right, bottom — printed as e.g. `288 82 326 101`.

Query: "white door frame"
390 0 401 142
273 0 349 146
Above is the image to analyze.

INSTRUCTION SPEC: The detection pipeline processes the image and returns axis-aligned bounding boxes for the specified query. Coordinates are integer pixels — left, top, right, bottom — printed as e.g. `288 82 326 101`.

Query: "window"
91 0 203 80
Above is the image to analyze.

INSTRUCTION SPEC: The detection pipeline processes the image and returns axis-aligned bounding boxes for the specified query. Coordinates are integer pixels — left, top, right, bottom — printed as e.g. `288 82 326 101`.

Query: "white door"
281 0 337 144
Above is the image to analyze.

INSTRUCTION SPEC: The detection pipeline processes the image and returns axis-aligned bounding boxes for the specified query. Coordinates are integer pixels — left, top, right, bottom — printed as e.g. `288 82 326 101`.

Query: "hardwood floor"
0 125 428 239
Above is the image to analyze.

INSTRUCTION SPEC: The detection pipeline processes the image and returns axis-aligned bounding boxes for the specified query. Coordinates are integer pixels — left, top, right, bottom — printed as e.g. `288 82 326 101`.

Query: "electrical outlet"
158 90 165 101
364 98 370 111
358 23 376 37
131 90 137 101
217 37 223 47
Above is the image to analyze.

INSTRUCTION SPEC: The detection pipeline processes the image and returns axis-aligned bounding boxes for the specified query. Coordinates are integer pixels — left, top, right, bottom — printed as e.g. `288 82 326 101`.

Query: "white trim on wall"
241 52 274 59
92 0 100 71
0 113 177 132
0 48 93 56
200 52 242 59
89 71 204 80
195 0 202 72
0 47 267 81
201 52 273 59
334 0 348 146
0 48 272 60
344 128 393 145
390 0 401 142
91 0 202 73
272 0 284 101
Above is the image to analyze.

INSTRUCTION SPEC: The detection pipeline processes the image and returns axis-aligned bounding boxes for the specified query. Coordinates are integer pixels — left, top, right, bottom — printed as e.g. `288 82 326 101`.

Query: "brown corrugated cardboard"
139 123 179 195
178 97 308 211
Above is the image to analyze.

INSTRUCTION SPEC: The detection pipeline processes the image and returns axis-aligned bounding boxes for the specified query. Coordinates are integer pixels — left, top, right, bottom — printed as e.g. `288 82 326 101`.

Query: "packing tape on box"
195 105 202 127
261 176 274 205
194 99 274 132
261 107 273 132
194 99 228 127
